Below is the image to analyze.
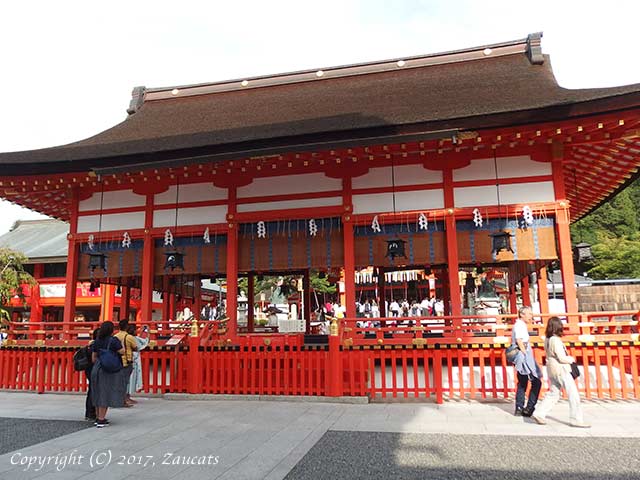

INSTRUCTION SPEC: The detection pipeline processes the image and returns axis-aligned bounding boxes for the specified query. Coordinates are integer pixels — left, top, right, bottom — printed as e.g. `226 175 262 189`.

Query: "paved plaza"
0 392 638 479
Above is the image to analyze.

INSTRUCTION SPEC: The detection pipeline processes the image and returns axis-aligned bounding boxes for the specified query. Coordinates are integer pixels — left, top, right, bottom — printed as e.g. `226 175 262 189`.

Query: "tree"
238 271 336 303
572 189 638 243
587 233 640 279
0 248 35 324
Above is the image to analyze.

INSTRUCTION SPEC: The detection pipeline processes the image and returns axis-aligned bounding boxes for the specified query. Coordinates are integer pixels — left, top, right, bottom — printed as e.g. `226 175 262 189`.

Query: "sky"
1 0 639 236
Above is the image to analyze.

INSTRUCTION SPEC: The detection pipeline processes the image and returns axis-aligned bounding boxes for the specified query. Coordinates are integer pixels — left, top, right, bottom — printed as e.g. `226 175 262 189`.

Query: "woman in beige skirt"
532 317 590 428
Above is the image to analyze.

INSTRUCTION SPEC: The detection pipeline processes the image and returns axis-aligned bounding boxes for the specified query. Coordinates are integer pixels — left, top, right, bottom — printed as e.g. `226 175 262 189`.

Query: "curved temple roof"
0 33 639 222
1 33 640 173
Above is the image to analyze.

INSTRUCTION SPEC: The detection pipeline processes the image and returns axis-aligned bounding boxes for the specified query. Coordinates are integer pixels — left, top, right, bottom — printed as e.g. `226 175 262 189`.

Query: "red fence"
200 345 328 396
2 341 639 402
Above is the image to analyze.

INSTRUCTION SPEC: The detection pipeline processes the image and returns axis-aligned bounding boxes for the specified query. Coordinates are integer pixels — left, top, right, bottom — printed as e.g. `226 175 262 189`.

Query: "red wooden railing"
1 342 638 401
1 311 638 402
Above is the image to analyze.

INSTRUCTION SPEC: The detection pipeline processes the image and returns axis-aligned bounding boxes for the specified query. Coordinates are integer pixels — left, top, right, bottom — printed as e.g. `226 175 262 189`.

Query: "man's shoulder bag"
505 344 520 364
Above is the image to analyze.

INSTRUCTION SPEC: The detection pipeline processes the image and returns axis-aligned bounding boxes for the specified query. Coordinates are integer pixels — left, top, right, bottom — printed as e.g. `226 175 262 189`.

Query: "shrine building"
1 33 639 401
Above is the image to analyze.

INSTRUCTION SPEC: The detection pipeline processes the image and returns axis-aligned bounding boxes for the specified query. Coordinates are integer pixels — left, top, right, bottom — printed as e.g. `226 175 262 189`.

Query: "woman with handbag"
90 321 126 428
532 316 590 428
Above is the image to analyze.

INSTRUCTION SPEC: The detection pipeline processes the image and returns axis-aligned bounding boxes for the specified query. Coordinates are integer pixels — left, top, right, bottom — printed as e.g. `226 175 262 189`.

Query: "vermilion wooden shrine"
1 33 640 401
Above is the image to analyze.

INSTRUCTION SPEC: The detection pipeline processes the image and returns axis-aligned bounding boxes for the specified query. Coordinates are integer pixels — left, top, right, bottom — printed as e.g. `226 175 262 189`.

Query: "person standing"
512 306 542 417
532 317 590 428
90 321 126 428
84 328 100 421
115 319 138 407
126 324 150 400
389 299 400 317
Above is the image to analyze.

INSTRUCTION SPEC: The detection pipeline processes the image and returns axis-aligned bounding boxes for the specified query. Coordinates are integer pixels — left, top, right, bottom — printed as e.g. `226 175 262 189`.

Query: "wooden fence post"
433 349 444 404
187 318 202 394
327 318 343 397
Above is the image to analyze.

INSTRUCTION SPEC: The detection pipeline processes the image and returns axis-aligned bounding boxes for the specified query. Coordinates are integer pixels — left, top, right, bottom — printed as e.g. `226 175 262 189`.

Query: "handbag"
98 337 123 373
505 344 520 364
570 362 580 379
562 342 580 379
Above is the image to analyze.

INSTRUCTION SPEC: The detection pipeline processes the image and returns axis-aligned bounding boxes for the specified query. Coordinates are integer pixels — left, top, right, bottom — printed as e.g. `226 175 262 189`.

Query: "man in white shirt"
513 306 542 417
389 300 400 317
420 297 432 316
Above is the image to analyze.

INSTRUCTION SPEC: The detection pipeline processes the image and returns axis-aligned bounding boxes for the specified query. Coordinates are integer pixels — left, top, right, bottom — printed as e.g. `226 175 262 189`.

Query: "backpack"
98 338 123 373
73 346 91 371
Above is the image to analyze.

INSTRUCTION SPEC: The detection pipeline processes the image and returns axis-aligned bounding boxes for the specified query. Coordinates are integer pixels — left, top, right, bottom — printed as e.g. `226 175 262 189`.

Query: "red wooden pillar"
140 194 155 323
521 276 531 307
443 168 462 326
537 267 550 315
120 285 131 323
327 319 343 397
194 277 202 324
226 187 238 340
556 206 578 317
30 264 44 327
551 142 578 329
302 270 311 333
169 293 176 324
509 287 518 314
29 283 42 325
343 217 356 319
100 284 116 322
63 187 80 329
247 272 255 333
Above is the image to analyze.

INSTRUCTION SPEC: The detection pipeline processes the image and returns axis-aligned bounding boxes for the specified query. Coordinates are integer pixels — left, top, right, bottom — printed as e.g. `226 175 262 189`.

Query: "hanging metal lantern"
88 252 107 272
489 230 513 255
573 242 593 263
386 238 407 261
164 250 185 271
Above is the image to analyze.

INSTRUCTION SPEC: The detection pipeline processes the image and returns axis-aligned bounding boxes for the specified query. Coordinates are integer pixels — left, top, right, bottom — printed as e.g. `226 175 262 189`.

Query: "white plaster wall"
453 156 551 182
499 181 555 204
237 173 342 198
77 212 145 233
454 185 498 208
155 183 227 205
454 181 555 207
352 165 442 189
237 197 342 213
79 190 145 211
153 206 228 227
352 190 444 214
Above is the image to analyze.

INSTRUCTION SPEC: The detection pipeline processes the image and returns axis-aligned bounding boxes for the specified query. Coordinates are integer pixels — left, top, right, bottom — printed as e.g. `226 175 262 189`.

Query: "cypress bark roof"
1 33 640 175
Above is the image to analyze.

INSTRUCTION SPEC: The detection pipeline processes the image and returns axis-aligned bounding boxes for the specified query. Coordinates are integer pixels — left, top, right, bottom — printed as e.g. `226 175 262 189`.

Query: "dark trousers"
85 368 95 419
516 372 541 410
122 364 133 397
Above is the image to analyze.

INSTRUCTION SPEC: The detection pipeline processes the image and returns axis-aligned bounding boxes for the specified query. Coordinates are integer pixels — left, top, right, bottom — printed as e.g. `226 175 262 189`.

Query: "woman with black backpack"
90 321 126 428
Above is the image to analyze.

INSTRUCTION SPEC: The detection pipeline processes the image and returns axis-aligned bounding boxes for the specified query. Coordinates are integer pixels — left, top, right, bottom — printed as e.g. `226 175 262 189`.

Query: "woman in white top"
532 317 590 427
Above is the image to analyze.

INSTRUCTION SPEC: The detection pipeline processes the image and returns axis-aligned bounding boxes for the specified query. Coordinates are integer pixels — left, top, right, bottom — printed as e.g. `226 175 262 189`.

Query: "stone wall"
577 284 640 312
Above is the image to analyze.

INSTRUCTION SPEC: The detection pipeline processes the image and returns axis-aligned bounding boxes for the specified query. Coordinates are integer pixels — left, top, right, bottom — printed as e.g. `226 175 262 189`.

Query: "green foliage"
0 248 35 318
587 233 640 279
310 273 337 295
572 189 638 242
571 177 640 279
237 271 336 302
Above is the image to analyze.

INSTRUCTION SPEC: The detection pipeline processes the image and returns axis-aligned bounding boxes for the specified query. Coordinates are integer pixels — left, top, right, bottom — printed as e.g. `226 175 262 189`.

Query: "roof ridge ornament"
127 86 146 115
526 32 544 65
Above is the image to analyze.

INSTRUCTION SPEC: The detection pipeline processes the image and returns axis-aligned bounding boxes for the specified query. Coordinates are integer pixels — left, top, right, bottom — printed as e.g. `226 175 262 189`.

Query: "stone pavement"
0 392 638 480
